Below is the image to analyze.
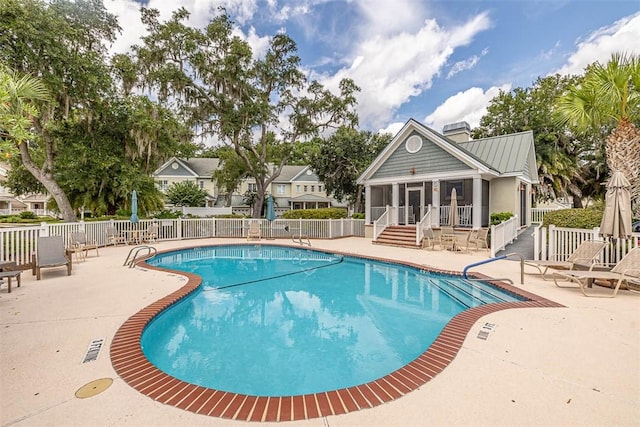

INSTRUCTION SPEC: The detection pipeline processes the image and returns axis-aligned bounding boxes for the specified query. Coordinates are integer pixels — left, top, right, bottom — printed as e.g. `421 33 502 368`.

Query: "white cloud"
317 11 492 130
446 48 488 79
105 0 265 55
553 11 640 76
378 122 405 135
424 84 511 132
354 0 428 36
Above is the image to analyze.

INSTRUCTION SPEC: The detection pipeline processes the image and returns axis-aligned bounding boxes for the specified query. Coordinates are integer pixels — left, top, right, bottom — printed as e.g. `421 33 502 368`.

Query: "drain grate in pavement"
82 338 105 363
477 322 496 340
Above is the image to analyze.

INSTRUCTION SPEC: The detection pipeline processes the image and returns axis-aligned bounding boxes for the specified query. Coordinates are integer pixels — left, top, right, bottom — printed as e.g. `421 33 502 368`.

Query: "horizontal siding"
156 163 196 177
372 134 471 179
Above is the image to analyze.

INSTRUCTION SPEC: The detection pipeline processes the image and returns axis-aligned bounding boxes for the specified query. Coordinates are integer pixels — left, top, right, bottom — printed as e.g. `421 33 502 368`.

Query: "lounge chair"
552 247 640 297
524 240 607 280
70 231 99 259
106 226 127 246
33 236 72 280
247 220 261 241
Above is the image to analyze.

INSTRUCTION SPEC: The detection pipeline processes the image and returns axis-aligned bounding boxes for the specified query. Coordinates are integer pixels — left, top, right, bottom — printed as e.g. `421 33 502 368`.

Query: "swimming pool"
142 245 523 396
110 243 559 421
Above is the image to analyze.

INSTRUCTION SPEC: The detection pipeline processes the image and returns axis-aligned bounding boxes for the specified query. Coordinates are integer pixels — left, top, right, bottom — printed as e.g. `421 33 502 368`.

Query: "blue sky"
107 0 640 136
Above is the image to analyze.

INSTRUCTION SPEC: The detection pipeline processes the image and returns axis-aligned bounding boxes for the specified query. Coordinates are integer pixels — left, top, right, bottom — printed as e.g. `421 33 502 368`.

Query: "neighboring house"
0 162 51 216
357 119 539 235
153 158 220 207
153 158 345 216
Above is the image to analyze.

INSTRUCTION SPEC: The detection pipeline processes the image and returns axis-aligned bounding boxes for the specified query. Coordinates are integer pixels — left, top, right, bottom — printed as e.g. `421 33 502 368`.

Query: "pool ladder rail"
123 245 157 268
462 253 525 285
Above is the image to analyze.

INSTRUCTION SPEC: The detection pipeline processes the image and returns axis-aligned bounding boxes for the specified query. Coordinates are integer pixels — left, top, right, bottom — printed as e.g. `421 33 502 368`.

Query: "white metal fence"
0 218 365 267
532 224 640 264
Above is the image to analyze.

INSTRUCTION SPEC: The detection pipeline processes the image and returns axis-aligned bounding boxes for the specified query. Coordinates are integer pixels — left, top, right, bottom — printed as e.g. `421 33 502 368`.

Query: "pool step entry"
123 245 157 268
428 277 520 308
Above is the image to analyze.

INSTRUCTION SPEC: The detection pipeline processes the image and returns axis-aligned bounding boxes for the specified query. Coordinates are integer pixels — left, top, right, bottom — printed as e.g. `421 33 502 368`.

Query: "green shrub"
115 208 131 217
351 212 365 219
19 211 37 220
542 207 603 229
281 208 347 219
154 209 181 219
490 211 513 225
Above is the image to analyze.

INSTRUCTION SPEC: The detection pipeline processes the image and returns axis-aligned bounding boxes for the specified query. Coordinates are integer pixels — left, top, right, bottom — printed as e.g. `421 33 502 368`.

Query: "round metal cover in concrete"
75 378 113 399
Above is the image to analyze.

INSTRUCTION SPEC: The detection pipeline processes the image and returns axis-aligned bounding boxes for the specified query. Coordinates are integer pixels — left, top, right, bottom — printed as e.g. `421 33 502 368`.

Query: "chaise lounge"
551 247 640 297
524 240 607 280
33 236 72 280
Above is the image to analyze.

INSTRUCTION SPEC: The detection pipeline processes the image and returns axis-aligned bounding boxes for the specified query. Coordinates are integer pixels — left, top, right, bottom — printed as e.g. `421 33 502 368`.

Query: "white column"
392 183 400 225
473 177 482 228
364 185 371 224
432 180 440 227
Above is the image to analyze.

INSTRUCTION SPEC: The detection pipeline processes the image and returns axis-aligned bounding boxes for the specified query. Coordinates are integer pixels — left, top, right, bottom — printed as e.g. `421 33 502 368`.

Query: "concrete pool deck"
1 237 638 426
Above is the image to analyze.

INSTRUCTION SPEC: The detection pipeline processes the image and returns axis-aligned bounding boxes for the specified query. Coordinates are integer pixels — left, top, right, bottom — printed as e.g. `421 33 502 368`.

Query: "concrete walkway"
496 225 537 260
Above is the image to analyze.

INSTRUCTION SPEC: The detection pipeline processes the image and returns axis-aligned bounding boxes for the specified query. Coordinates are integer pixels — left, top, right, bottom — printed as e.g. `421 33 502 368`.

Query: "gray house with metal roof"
357 119 539 233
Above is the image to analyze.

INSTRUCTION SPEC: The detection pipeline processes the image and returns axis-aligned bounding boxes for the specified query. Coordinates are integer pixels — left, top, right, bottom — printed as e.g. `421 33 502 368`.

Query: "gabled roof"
459 131 536 178
274 165 307 182
153 157 219 178
358 118 538 184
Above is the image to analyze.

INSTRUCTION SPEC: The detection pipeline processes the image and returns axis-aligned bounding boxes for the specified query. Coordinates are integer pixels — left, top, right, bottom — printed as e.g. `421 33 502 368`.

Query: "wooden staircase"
373 226 421 249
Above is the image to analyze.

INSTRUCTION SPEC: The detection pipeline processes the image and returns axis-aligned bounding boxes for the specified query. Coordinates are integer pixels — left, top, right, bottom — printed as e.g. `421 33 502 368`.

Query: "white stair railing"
373 206 394 241
415 206 433 246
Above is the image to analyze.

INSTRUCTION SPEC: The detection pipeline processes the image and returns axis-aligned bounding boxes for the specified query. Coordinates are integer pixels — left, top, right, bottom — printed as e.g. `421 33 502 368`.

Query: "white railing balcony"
440 205 473 227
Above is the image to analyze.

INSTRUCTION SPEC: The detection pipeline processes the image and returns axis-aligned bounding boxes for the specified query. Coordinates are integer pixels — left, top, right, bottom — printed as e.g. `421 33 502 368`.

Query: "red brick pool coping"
110 243 563 422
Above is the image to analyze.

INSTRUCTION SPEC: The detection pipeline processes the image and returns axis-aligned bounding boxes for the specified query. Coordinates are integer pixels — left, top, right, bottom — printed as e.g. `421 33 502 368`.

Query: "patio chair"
70 231 99 259
439 226 456 251
142 224 159 243
33 236 72 280
524 240 607 280
422 227 438 250
551 247 640 297
467 228 489 251
106 226 127 246
247 220 261 241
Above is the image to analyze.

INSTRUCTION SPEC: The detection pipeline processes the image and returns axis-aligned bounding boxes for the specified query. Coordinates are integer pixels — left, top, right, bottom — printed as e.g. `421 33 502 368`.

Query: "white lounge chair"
552 247 640 297
524 240 607 280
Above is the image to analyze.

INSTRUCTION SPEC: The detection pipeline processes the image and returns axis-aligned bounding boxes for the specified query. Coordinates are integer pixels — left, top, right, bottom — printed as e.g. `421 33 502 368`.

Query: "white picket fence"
532 224 640 264
0 218 365 267
531 207 564 224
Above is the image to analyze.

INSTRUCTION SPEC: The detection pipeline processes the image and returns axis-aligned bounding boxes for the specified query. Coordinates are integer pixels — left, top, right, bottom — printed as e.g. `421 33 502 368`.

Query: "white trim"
358 119 494 184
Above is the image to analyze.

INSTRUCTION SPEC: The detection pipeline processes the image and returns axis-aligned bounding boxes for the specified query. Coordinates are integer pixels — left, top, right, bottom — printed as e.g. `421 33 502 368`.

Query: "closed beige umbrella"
600 170 632 239
449 187 459 228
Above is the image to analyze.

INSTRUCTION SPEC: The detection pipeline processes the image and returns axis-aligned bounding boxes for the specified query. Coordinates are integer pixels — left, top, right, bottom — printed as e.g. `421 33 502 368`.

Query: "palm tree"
0 67 79 221
555 52 640 216
0 66 50 146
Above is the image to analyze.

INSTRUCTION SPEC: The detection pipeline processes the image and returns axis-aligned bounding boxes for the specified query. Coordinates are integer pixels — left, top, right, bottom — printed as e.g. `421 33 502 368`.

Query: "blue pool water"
142 245 524 396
